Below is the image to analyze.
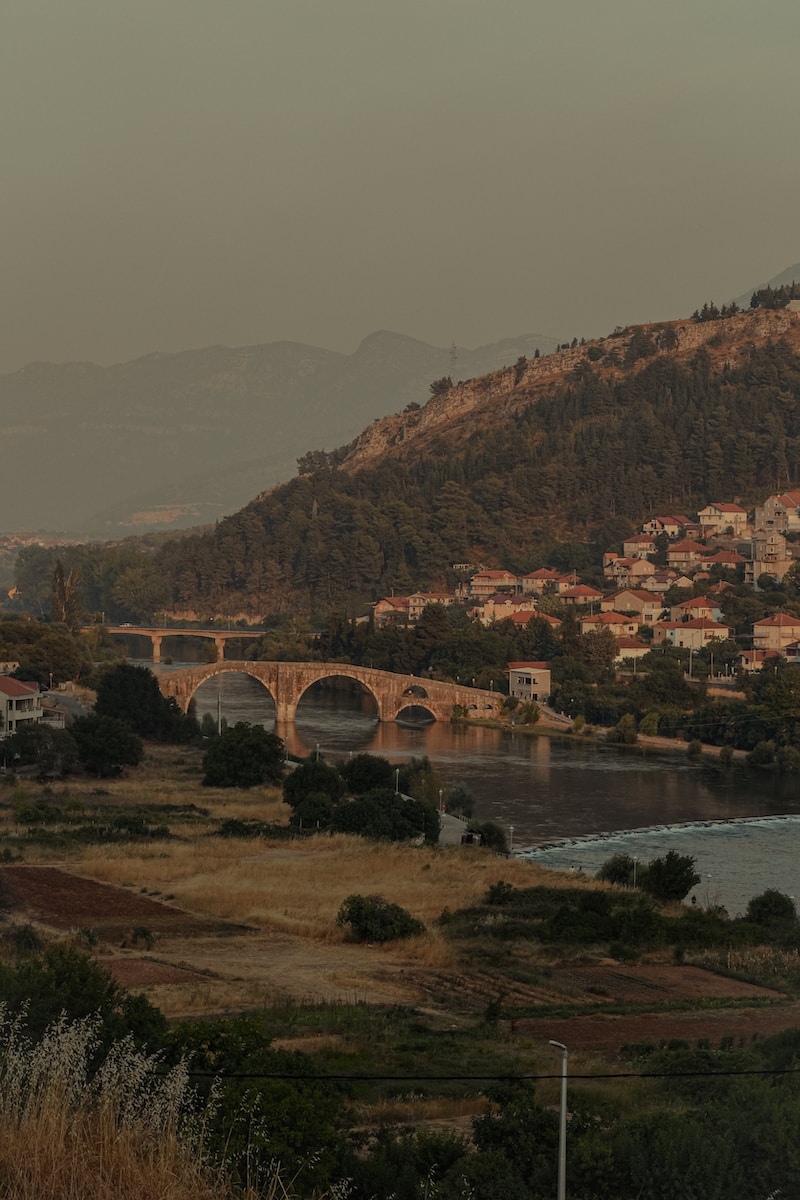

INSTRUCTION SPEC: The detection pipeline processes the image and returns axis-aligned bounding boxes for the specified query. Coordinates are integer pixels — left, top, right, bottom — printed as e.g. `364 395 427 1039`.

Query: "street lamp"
395 767 400 795
509 825 514 853
549 1040 568 1200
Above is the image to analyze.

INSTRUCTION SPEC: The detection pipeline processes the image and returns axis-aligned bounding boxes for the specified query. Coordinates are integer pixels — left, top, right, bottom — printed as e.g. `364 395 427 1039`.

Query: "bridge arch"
294 670 381 721
395 702 436 724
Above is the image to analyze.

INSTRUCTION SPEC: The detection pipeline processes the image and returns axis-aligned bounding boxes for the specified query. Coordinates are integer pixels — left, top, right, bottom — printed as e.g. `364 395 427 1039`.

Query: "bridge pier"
151 634 162 664
213 636 225 662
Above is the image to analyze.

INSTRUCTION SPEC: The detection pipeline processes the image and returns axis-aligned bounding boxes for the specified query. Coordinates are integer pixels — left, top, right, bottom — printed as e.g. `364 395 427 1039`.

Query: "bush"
282 759 345 809
597 853 636 887
202 722 284 788
338 752 394 794
71 715 143 778
639 851 700 903
687 739 703 759
747 740 776 767
330 789 439 842
746 889 797 926
336 894 424 943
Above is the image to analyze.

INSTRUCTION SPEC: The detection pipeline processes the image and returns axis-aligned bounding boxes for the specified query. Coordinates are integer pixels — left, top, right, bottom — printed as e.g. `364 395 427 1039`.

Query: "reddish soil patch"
513 1003 800 1055
510 962 795 1054
0 865 246 942
542 963 783 1004
106 958 212 987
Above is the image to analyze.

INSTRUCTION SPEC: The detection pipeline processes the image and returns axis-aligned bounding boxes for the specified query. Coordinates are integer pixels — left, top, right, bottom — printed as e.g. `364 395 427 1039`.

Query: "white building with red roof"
653 618 731 650
754 489 800 534
752 613 800 652
519 568 561 596
697 503 749 536
0 678 43 738
580 611 640 637
469 569 519 598
601 589 665 623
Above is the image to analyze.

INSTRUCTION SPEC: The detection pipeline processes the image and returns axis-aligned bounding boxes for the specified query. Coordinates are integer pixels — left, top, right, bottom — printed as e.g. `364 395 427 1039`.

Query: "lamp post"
509 825 514 853
549 1040 568 1200
395 767 400 795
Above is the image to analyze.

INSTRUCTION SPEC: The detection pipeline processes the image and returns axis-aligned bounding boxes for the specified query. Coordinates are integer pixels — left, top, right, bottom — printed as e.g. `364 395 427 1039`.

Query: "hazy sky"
3 0 799 374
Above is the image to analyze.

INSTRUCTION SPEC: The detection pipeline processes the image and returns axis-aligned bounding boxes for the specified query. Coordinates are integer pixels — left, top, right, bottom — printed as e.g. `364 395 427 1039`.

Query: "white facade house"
507 662 551 703
0 678 43 739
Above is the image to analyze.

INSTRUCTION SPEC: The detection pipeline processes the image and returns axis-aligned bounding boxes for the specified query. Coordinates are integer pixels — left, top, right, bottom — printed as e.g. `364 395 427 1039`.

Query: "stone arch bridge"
157 661 500 724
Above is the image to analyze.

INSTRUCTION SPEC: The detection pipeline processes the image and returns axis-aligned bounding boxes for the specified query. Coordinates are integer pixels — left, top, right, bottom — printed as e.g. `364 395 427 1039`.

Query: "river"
160 666 800 915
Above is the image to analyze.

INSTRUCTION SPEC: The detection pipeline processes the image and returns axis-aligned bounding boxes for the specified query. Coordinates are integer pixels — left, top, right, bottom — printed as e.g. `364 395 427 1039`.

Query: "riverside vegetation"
2 745 800 1196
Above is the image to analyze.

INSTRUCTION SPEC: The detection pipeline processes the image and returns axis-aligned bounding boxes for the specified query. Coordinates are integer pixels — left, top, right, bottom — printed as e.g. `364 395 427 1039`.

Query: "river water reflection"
176 668 800 914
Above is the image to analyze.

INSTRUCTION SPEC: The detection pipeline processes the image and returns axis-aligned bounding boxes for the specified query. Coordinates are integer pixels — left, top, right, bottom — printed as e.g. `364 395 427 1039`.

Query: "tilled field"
3 864 798 1054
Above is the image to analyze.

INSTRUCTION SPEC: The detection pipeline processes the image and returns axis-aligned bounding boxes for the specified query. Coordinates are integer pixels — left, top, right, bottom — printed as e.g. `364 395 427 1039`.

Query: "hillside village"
371 487 800 691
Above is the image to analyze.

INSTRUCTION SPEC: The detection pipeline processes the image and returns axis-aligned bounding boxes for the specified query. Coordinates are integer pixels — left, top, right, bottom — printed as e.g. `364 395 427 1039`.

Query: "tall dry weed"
0 1007 342 1199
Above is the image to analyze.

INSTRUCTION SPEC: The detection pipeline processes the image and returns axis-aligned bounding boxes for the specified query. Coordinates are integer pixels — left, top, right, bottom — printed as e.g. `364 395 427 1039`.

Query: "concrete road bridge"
86 626 259 664
157 660 501 724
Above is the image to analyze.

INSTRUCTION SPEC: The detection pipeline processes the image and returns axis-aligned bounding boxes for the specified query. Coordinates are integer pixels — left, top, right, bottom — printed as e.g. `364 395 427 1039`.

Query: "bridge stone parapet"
157 660 501 724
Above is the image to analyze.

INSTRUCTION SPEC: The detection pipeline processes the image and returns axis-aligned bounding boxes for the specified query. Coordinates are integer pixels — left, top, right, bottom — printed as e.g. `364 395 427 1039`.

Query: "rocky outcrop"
337 309 800 474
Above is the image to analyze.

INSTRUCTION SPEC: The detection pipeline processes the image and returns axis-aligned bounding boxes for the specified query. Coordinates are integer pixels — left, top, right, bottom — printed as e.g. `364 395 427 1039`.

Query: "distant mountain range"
734 262 800 309
0 330 557 538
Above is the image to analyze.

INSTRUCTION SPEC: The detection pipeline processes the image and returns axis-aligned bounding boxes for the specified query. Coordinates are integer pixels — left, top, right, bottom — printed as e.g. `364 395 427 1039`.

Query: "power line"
171 1065 800 1083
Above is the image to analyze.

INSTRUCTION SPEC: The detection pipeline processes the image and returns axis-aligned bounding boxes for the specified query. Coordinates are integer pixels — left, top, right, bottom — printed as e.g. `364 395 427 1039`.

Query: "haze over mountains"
0 330 558 539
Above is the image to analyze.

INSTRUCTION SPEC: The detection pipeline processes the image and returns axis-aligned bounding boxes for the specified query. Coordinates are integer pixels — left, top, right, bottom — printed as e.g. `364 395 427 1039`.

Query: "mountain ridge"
0 329 558 537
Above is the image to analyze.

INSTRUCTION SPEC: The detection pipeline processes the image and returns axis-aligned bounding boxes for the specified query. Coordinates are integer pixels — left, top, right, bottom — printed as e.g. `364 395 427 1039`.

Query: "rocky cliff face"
336 309 800 474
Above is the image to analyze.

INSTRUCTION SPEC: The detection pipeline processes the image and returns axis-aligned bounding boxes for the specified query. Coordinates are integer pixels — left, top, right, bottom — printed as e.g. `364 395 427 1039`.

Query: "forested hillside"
155 325 800 618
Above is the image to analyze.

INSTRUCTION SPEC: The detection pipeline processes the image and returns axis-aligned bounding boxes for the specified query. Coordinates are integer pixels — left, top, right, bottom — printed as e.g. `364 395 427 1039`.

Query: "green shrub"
746 889 797 926
336 894 424 943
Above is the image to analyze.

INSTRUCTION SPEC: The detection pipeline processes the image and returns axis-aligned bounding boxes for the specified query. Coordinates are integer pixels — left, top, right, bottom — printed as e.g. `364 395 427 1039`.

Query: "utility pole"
549 1040 568 1200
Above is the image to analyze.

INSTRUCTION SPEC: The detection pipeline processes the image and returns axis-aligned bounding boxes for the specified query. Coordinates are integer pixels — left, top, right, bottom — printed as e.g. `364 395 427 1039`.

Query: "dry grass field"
2 744 795 1054
0 745 577 1017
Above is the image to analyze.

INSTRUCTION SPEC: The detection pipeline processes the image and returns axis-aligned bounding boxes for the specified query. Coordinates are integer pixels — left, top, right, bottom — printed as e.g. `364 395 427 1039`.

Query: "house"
406 592 455 622
743 530 794 587
641 515 691 538
752 613 800 652
559 584 603 607
507 662 551 703
701 549 746 570
666 539 707 572
737 649 779 674
697 503 749 537
506 610 561 631
622 532 658 559
0 678 43 739
519 568 561 596
669 596 723 623
373 596 411 626
580 611 640 637
614 637 651 665
604 557 657 585
469 569 519 598
652 618 731 650
601 589 664 623
753 489 800 534
0 662 20 676
470 595 537 627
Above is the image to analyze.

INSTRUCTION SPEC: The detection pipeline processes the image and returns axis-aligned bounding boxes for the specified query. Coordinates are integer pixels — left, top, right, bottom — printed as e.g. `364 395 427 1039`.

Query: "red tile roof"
0 678 38 697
